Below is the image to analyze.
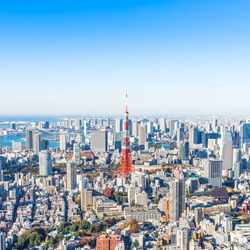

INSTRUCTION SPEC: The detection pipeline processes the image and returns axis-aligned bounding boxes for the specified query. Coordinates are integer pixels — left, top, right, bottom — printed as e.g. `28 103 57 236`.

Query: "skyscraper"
0 160 3 182
33 133 41 155
159 118 166 132
67 163 76 190
179 141 189 162
90 130 107 153
26 128 34 150
239 123 250 148
169 177 185 221
222 130 233 171
73 142 81 165
39 150 52 176
189 126 198 146
115 119 123 133
60 134 67 151
138 124 147 147
204 159 222 187
0 232 6 250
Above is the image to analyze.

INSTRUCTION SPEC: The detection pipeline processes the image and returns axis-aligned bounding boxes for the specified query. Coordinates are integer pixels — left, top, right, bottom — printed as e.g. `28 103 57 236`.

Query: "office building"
132 120 138 137
33 133 41 155
189 126 198 146
0 160 3 182
169 178 185 221
26 128 34 150
67 163 76 190
204 159 222 187
177 127 184 142
81 189 93 210
159 118 166 132
90 130 107 153
138 124 147 147
239 123 250 148
60 134 67 151
176 228 189 250
115 119 123 133
39 150 52 176
40 140 49 150
73 142 81 165
0 232 6 250
179 141 189 161
222 130 233 170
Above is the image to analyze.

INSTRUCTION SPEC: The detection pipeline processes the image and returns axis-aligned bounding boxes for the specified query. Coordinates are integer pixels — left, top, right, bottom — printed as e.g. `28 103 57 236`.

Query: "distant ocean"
0 134 59 148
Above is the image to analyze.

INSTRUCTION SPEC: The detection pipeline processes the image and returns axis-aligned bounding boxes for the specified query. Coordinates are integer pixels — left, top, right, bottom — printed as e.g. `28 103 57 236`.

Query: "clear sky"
0 0 250 116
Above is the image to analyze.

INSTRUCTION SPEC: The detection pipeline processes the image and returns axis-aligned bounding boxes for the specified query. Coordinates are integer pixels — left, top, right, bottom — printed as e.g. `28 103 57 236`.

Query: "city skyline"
1 0 250 115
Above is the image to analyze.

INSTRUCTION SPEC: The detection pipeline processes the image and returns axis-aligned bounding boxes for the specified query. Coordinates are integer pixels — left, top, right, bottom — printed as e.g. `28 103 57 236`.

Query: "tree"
130 223 141 234
131 239 139 248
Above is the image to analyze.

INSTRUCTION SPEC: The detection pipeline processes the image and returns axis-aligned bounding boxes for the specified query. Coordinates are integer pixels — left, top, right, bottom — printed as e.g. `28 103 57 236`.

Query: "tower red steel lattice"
113 92 135 178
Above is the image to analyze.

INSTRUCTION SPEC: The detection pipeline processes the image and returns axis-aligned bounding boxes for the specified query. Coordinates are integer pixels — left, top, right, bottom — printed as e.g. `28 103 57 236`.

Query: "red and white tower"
113 91 135 177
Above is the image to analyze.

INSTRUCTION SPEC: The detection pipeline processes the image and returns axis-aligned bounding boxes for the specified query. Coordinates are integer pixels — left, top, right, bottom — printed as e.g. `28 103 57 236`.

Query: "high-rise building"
0 160 3 182
114 132 123 152
60 134 67 151
177 127 184 142
39 150 52 176
159 118 166 132
33 133 41 155
138 124 147 147
204 159 222 187
67 163 76 190
169 177 185 221
10 122 16 130
81 188 93 210
0 232 6 250
90 130 107 153
40 140 49 150
189 126 198 146
222 130 233 171
132 120 138 137
179 141 189 161
115 119 123 133
176 228 189 250
73 142 81 165
26 128 34 150
239 123 250 148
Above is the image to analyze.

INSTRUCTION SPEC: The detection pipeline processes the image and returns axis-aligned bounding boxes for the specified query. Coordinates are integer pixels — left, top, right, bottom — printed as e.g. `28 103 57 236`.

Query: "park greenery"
16 217 119 249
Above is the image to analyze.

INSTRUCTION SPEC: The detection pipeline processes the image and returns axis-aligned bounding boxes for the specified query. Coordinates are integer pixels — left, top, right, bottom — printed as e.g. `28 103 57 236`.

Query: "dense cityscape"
1 0 250 249
0 101 250 250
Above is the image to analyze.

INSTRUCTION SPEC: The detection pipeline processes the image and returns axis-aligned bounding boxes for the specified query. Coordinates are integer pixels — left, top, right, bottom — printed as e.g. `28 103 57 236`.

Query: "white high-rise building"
33 133 41 155
159 118 166 132
138 124 147 147
222 130 233 171
204 159 222 187
60 134 67 151
39 150 52 176
115 119 123 133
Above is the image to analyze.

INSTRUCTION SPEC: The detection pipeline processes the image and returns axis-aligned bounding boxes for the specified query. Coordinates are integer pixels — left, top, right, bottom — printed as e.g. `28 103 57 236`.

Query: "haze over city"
1 0 250 116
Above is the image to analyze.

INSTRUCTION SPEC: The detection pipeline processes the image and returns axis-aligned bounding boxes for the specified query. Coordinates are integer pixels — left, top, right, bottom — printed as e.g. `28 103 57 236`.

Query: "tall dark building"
179 141 189 161
26 128 34 150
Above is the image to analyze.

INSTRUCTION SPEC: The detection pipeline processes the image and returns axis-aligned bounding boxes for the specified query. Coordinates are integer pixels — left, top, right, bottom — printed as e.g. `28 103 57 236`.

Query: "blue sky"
0 0 250 116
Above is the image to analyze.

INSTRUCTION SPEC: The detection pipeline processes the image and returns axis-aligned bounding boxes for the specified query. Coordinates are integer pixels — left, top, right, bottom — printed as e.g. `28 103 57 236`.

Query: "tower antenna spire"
113 89 134 178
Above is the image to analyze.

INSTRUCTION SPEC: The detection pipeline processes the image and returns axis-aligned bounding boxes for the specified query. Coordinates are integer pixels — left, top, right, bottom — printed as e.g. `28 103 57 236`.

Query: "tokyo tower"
113 92 135 177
